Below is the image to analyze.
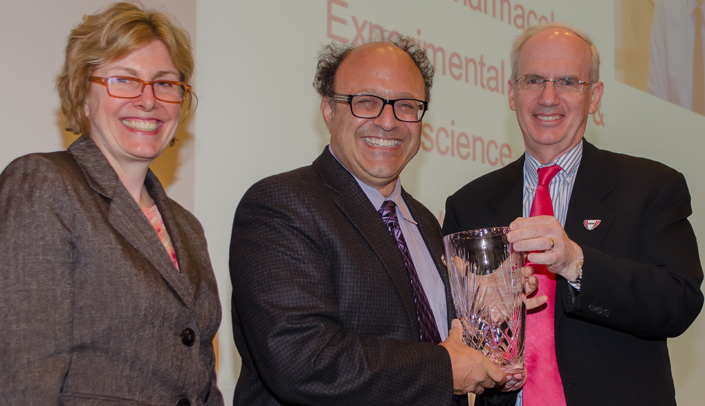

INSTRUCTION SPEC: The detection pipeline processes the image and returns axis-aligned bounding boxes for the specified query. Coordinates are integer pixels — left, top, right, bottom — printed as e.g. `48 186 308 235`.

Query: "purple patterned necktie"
379 201 461 406
379 200 442 344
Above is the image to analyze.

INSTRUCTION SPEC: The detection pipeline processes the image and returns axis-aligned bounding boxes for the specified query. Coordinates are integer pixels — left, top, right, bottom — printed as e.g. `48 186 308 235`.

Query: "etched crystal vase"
443 227 525 374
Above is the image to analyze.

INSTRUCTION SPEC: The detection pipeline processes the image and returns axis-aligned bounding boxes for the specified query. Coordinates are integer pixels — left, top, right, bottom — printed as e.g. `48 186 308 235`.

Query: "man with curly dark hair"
314 35 435 102
229 36 526 405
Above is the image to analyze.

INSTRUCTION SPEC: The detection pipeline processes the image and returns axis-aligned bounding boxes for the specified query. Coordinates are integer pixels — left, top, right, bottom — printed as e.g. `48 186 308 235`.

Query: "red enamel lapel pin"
584 220 601 230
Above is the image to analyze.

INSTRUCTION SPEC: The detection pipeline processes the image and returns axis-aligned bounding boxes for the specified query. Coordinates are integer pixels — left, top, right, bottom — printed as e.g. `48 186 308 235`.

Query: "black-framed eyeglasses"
331 94 428 122
513 75 593 93
90 76 192 103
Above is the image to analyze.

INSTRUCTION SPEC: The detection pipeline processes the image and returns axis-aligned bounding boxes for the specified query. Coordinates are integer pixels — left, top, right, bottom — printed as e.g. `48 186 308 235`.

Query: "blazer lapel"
69 137 195 308
405 192 456 323
489 156 525 225
107 189 196 308
313 148 421 339
564 141 614 251
145 171 199 307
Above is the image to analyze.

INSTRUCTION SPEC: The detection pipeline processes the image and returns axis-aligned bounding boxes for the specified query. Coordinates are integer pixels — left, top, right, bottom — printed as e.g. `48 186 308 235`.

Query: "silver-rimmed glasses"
513 75 592 93
331 94 428 122
90 76 192 103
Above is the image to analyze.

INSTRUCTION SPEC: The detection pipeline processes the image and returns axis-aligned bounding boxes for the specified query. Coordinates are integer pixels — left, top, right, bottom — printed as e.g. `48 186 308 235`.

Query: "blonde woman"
0 3 222 405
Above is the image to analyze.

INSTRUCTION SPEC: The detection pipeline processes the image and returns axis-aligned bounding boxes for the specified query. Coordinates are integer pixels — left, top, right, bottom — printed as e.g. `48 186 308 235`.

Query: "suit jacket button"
603 309 610 317
181 328 196 347
595 306 603 314
588 304 596 312
177 398 192 406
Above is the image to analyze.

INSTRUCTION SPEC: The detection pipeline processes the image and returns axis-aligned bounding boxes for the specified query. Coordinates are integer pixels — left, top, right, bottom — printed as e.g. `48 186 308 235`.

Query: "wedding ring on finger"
549 237 555 250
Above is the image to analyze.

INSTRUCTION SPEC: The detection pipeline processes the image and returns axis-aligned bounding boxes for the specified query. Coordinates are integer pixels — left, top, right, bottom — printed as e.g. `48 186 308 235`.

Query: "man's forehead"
335 43 425 97
517 30 591 77
525 28 586 49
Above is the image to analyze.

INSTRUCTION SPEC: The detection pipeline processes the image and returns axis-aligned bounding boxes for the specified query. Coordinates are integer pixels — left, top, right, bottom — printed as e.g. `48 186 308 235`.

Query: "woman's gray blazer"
0 136 223 406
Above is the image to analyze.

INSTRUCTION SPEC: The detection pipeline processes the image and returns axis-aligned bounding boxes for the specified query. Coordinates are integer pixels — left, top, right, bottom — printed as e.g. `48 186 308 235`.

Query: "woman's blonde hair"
57 2 193 135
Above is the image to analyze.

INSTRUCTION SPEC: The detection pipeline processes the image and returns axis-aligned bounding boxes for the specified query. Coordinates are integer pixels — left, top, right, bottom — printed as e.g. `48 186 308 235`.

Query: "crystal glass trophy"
443 227 525 373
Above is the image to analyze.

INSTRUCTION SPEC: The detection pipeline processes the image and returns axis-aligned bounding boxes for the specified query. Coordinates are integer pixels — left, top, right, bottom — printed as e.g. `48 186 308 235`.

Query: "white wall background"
1 1 703 404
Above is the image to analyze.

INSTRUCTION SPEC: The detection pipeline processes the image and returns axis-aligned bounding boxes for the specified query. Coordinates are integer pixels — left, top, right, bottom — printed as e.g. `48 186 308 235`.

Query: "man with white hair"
444 23 703 406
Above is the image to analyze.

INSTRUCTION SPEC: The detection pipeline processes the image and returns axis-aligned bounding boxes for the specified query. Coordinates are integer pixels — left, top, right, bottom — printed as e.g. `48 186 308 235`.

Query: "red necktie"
524 164 566 406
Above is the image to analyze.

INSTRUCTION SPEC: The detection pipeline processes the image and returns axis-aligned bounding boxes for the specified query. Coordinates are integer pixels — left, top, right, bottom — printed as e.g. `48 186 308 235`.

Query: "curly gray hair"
314 34 435 102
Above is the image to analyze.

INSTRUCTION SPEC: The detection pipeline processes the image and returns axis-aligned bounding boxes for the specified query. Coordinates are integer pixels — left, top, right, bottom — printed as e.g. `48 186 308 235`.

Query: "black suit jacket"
443 140 703 406
230 147 460 405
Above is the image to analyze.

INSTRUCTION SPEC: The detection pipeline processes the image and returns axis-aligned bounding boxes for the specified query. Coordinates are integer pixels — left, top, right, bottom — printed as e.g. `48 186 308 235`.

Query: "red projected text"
422 120 513 167
452 0 555 31
327 0 508 96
